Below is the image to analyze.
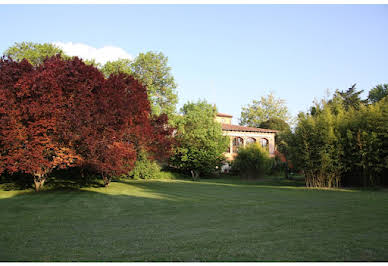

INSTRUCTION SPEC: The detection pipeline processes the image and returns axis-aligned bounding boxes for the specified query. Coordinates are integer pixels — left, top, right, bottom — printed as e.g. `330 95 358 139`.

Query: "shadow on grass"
0 168 104 192
0 186 182 262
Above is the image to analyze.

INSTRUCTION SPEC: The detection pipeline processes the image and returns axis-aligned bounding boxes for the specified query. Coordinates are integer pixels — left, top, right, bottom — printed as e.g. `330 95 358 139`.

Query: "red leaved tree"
0 56 174 190
0 57 81 191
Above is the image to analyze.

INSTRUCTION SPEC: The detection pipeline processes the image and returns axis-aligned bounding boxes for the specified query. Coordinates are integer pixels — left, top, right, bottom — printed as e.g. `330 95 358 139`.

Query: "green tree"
259 117 290 132
100 58 132 77
368 84 388 104
334 84 367 111
101 52 178 118
286 89 387 188
4 42 100 67
4 42 64 66
169 100 229 179
240 93 290 127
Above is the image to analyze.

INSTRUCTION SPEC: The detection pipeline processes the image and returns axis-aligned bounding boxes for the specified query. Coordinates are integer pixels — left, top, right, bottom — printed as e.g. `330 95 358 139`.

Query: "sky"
0 5 387 123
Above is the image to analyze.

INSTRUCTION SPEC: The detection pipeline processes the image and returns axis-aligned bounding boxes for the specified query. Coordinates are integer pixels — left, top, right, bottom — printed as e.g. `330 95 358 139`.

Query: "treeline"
0 56 174 191
280 85 388 187
0 42 230 190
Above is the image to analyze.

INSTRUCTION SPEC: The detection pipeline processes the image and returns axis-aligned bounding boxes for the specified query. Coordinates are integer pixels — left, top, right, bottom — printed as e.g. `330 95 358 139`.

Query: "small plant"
232 143 272 179
128 150 162 180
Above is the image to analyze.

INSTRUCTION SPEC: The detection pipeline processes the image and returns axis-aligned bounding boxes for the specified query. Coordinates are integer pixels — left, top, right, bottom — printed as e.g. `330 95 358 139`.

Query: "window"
246 137 256 145
232 137 244 153
260 138 269 150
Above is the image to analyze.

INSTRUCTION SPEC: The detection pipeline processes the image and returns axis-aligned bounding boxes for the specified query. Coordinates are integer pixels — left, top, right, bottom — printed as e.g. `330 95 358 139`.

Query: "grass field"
0 176 387 262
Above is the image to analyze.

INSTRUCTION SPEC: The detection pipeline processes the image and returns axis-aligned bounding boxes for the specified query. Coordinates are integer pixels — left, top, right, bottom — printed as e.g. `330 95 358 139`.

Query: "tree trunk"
33 174 46 192
102 174 111 187
284 164 289 179
190 170 199 181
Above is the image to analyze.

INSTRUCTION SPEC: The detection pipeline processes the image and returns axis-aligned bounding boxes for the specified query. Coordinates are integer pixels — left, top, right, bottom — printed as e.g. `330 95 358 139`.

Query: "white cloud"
53 42 133 65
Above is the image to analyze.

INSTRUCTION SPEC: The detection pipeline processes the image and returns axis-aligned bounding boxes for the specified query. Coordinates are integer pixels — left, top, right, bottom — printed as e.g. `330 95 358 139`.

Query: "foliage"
368 83 388 104
333 83 367 111
128 150 162 180
4 42 100 68
285 87 388 188
0 56 174 191
232 143 272 179
169 100 229 178
240 92 290 127
101 52 178 119
259 117 290 132
0 57 82 191
5 43 178 118
100 58 132 77
4 42 64 66
269 150 290 177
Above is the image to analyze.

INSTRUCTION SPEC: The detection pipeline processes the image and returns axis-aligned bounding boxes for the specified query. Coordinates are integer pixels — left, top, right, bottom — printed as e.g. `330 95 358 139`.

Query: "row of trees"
1 42 230 189
237 84 388 188
279 85 388 187
1 42 387 189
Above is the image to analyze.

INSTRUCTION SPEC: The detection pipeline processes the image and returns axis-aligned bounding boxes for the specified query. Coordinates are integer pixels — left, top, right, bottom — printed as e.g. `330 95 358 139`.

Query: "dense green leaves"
232 144 272 179
259 118 290 132
334 84 367 111
368 84 388 104
240 93 290 127
127 150 162 180
169 100 228 178
4 42 64 66
285 87 388 187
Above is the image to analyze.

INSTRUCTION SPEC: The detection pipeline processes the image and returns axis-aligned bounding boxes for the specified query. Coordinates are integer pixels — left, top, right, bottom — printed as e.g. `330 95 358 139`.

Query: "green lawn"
0 176 387 262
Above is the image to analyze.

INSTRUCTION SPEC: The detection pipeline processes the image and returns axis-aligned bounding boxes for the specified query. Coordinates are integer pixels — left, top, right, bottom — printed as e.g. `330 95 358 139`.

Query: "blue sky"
0 5 387 123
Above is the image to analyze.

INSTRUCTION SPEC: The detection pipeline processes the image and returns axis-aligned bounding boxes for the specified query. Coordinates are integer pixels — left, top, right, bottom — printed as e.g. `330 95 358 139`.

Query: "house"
216 113 277 161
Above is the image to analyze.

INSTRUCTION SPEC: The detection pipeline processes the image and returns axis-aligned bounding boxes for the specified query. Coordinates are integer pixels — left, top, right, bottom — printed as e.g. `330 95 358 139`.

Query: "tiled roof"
217 113 233 118
221 123 278 133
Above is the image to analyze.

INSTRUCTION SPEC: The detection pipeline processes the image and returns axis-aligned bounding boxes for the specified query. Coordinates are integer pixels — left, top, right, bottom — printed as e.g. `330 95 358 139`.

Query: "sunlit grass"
0 176 387 261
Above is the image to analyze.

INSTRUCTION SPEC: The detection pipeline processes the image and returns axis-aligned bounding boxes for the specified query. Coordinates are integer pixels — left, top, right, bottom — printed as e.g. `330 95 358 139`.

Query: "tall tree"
368 84 388 104
169 100 228 178
240 93 290 127
285 90 388 188
101 52 178 118
0 57 82 191
0 55 174 190
4 42 64 66
334 83 367 111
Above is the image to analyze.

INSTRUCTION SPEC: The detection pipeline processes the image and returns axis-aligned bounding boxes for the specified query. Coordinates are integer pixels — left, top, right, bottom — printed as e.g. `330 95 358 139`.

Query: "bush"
127 151 162 180
269 152 289 177
232 143 272 179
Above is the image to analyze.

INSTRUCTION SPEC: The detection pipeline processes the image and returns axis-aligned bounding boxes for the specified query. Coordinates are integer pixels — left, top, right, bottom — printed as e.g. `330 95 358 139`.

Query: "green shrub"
269 154 289 177
232 143 272 179
158 171 182 180
128 151 162 180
